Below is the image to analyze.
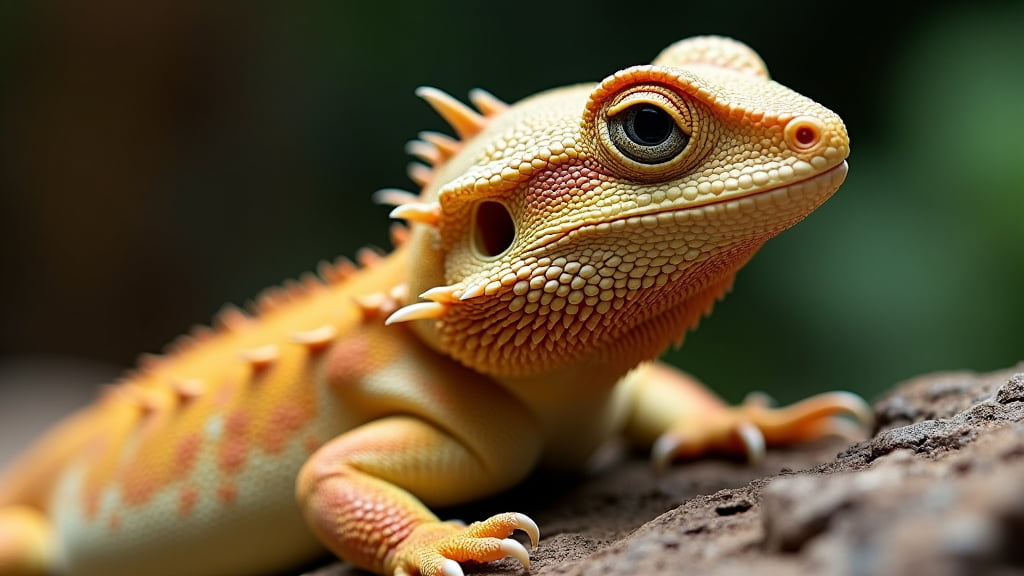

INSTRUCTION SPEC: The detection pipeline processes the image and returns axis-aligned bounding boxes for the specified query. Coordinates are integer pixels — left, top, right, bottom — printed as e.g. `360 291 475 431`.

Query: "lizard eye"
591 85 709 180
609 104 690 164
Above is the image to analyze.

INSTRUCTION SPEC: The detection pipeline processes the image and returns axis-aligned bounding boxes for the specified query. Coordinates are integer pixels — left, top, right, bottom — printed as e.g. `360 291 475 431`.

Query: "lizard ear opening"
472 200 516 259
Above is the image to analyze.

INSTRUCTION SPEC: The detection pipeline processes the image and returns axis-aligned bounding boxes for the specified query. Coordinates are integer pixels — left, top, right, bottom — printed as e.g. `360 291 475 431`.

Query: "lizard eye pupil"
628 105 673 145
609 104 689 164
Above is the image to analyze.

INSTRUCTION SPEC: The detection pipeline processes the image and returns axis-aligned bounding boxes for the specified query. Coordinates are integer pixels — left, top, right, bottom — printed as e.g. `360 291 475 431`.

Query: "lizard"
0 36 871 576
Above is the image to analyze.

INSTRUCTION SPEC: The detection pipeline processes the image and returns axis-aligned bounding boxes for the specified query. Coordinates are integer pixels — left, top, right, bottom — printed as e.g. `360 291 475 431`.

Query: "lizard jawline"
527 160 848 254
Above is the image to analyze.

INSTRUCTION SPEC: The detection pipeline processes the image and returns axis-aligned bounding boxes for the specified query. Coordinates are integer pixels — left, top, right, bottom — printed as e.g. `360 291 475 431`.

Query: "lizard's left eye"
609 104 689 164
592 85 708 181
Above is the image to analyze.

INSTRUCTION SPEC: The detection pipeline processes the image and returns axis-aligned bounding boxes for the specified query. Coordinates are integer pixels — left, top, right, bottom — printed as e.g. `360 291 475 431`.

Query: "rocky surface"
303 364 1024 576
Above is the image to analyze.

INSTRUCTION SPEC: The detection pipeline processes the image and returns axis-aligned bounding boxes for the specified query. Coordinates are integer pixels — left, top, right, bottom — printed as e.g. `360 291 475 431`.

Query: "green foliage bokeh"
0 1 1021 405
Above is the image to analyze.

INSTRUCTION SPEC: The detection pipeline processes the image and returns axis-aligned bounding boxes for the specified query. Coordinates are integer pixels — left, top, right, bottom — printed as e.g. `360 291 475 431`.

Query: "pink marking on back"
262 404 310 454
303 433 321 455
217 482 238 505
108 512 121 532
121 466 160 508
178 486 199 518
323 333 374 387
214 380 238 409
218 412 250 474
83 487 101 521
173 433 203 481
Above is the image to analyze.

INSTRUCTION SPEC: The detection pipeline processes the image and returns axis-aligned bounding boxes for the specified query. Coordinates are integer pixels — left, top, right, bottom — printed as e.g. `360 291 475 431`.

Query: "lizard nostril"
473 201 516 259
784 116 825 151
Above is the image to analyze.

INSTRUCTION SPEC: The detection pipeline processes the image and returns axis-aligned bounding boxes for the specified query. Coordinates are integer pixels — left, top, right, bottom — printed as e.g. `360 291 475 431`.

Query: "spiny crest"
125 245 393 383
354 283 410 320
238 344 279 371
251 248 391 317
400 86 508 192
109 87 509 392
381 265 511 325
99 380 175 417
383 281 484 325
253 273 324 315
374 188 442 227
290 325 338 351
172 378 205 403
389 223 411 247
213 303 252 332
317 255 359 285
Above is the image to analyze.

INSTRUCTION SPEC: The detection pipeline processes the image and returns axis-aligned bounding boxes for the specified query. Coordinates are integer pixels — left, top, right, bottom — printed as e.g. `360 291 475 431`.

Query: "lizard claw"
651 432 685 472
390 512 539 576
651 419 766 469
735 420 766 465
435 538 530 576
741 390 875 444
438 559 464 576
650 389 872 468
500 537 533 568
510 512 540 550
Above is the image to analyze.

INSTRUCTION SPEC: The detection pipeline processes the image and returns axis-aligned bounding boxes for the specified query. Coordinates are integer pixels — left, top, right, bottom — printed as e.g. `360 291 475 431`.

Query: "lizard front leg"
621 362 874 468
296 414 542 576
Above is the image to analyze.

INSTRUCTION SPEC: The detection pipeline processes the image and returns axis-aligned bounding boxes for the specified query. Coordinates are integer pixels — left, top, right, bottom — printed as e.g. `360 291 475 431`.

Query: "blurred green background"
0 0 1021 440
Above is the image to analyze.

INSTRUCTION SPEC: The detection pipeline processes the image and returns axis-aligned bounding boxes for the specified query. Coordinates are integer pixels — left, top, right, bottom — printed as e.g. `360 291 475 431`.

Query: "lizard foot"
389 512 539 576
652 390 874 469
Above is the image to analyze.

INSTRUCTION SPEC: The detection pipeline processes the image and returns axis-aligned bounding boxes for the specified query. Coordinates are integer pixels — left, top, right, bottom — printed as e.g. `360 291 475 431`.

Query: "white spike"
354 292 389 314
389 283 410 302
468 88 510 117
416 86 487 140
405 139 443 166
389 201 440 226
384 302 447 325
419 131 461 159
290 325 337 349
372 188 420 207
239 344 279 370
172 378 205 402
407 162 432 187
459 283 485 301
419 285 462 303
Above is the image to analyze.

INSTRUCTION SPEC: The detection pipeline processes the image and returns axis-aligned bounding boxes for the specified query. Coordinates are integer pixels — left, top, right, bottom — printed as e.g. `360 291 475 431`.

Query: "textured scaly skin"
0 37 870 576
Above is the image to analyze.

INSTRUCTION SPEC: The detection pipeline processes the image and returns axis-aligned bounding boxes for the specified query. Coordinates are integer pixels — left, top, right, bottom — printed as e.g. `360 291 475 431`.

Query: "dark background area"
0 1 1022 453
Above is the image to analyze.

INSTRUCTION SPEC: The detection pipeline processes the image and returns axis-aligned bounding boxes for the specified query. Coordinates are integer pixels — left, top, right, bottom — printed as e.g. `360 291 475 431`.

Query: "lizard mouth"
526 161 848 254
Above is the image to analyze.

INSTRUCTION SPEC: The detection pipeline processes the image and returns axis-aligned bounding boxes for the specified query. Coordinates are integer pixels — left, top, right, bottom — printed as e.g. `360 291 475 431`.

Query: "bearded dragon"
0 36 870 576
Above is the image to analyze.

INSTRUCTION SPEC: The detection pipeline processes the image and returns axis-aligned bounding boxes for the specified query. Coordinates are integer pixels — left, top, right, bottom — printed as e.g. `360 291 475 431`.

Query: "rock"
301 365 1024 576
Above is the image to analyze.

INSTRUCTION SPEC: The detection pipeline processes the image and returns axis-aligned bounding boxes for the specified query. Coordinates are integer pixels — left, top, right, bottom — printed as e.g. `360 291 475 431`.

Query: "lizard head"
388 36 849 379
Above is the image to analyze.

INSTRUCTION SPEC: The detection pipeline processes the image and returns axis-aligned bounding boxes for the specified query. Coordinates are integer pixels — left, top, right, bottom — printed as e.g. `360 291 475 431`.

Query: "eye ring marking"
784 116 826 151
607 102 690 165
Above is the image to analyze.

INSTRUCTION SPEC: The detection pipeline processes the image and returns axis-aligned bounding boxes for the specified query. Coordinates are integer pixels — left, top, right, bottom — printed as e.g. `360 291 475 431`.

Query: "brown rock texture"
302 364 1024 576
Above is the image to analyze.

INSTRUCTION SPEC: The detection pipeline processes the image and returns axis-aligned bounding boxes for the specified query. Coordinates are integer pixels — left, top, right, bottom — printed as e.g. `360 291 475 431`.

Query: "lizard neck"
493 361 628 469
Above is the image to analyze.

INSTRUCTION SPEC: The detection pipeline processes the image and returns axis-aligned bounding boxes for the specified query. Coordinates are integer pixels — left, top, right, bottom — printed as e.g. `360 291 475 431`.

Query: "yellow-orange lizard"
0 36 871 576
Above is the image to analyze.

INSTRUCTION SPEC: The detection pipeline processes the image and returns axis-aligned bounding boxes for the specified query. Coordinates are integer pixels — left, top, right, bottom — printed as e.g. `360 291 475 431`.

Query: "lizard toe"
390 512 539 576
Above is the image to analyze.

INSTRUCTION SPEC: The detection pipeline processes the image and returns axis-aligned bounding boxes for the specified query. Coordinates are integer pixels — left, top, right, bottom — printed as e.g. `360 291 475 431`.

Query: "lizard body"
0 36 869 576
